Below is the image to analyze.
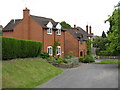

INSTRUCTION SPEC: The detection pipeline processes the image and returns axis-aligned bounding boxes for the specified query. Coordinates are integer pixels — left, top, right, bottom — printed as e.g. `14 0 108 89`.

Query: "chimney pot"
86 25 88 34
74 24 76 29
89 26 92 34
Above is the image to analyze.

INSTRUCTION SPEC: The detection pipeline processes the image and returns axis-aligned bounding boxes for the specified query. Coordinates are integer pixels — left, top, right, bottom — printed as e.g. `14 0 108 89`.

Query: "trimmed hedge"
2 37 42 60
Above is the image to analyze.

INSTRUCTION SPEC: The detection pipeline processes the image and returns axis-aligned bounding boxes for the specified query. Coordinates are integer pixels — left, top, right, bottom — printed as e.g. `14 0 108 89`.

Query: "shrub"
47 56 56 61
83 56 95 63
65 57 79 65
64 55 72 59
96 50 112 56
79 57 84 62
63 59 68 63
56 58 64 64
64 51 75 59
2 37 42 60
38 51 49 59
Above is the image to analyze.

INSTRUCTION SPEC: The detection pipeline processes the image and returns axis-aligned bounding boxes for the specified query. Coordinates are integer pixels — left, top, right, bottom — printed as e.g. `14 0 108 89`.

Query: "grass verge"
2 58 63 88
99 60 119 64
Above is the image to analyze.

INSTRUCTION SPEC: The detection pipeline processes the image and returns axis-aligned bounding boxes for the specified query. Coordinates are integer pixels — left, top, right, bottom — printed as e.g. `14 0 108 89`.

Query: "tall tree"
102 31 106 38
60 21 71 29
105 4 120 56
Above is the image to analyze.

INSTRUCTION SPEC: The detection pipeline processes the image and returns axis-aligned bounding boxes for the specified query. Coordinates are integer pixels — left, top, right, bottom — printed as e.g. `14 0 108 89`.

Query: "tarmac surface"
36 63 118 88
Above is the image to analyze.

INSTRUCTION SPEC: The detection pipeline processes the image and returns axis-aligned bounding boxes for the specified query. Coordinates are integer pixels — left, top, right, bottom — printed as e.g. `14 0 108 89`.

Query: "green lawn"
99 60 119 64
2 58 63 88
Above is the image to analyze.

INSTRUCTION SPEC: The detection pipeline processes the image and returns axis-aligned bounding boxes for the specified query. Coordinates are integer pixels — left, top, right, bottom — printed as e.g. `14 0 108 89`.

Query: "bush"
96 50 112 56
79 57 84 62
56 58 64 64
64 51 74 59
83 56 95 63
47 56 56 61
65 57 79 65
2 37 42 60
64 55 72 59
38 51 49 59
63 59 68 63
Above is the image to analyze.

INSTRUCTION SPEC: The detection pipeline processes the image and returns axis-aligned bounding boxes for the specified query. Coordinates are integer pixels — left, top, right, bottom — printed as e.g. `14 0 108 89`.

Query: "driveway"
36 64 118 88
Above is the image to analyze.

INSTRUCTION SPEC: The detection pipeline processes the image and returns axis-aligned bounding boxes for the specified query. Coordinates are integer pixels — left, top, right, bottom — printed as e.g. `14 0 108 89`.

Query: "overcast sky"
0 0 119 36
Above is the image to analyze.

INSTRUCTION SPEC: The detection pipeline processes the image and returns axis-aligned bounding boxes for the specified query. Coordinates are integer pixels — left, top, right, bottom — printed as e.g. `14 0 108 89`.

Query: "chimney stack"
23 8 30 40
74 24 76 29
23 8 30 19
86 25 88 34
89 25 92 34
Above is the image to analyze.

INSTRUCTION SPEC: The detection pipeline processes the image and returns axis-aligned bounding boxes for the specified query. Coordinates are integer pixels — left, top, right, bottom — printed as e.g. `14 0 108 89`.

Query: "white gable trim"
56 23 62 29
47 21 53 28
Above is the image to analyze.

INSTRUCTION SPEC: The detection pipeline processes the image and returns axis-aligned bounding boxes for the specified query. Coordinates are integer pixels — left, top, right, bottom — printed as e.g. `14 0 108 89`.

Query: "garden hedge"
2 37 42 60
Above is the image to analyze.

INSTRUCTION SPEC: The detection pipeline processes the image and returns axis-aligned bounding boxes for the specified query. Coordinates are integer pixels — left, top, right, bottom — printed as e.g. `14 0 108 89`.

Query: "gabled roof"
3 15 66 32
68 28 89 41
76 27 88 35
30 15 66 31
30 15 57 28
3 19 21 32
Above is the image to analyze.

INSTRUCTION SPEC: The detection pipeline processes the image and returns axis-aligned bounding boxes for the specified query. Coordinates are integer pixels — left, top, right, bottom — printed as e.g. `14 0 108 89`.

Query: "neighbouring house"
65 25 93 57
2 8 66 57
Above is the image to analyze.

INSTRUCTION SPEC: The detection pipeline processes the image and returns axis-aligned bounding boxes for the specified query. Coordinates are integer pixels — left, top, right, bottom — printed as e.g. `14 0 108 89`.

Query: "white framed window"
57 46 61 55
47 46 53 56
47 28 52 34
56 29 61 35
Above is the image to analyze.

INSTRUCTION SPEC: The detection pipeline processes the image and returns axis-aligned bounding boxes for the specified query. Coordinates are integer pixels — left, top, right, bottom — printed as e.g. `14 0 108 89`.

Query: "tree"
92 36 109 51
102 31 106 38
105 3 120 56
60 21 71 29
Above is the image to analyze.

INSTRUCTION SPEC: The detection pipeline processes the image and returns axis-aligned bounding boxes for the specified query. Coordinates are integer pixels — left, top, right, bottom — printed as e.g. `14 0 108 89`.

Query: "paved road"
36 64 118 88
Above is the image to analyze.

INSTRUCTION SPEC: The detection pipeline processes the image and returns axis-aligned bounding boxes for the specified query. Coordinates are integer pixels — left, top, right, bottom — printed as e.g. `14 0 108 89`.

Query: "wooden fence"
99 56 120 59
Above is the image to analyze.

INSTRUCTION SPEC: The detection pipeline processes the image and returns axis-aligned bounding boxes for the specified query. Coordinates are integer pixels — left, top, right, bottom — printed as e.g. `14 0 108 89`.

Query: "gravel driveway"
36 64 118 88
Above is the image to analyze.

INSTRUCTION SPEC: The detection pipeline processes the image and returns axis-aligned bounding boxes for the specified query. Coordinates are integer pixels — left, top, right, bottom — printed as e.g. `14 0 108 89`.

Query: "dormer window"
56 23 62 35
56 29 61 35
47 28 52 34
46 21 53 35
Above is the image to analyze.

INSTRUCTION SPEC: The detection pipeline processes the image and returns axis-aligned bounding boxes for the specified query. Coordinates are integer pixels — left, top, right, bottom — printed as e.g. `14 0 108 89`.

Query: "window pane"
59 48 61 54
50 28 52 33
48 48 49 54
57 48 58 54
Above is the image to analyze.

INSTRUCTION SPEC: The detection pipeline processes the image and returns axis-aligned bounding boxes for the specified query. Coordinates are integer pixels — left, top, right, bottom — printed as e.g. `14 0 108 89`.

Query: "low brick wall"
99 56 120 59
53 62 74 68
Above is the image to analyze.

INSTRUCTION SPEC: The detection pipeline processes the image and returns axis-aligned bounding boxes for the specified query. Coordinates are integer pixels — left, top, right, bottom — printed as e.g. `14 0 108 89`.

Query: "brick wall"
79 41 87 57
55 31 65 57
65 31 79 57
2 32 14 38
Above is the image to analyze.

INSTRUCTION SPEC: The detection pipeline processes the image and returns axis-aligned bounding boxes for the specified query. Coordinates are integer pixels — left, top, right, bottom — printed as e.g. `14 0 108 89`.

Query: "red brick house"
3 8 92 58
3 8 66 57
65 25 93 57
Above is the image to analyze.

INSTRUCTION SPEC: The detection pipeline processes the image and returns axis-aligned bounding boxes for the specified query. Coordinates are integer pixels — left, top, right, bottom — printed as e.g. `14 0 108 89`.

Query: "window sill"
47 33 52 35
56 34 61 36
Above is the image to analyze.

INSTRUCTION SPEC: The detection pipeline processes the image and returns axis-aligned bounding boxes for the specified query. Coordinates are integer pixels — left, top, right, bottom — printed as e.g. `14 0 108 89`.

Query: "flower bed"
47 57 79 68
